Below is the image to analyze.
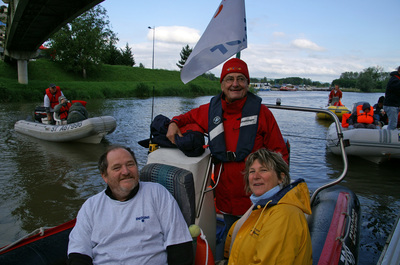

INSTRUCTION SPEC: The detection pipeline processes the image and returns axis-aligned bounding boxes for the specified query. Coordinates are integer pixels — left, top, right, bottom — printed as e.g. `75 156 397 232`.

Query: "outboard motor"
34 106 47 123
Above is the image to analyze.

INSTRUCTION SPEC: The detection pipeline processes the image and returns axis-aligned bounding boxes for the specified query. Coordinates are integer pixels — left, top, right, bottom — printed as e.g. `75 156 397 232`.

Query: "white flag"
180 0 247 84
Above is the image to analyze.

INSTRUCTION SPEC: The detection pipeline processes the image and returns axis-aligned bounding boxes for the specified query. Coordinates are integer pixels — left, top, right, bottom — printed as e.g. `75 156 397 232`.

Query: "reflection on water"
0 91 399 265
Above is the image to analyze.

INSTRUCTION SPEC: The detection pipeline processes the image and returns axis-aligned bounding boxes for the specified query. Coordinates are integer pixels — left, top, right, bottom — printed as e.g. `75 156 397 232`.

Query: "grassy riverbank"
0 59 221 103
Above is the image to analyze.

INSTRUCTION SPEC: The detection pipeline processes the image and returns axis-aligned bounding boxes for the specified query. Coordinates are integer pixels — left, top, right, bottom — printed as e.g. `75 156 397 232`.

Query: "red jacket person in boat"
166 58 289 235
223 148 312 265
44 83 64 124
328 84 343 106
53 96 71 124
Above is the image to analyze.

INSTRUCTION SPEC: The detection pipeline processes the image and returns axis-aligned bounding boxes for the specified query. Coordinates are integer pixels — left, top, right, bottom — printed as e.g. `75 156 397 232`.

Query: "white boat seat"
140 163 196 227
53 112 63 125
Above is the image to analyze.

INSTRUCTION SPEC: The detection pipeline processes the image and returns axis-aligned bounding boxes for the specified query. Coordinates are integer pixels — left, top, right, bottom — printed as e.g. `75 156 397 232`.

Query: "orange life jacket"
58 102 71 120
45 86 62 109
341 113 351 128
356 105 374 124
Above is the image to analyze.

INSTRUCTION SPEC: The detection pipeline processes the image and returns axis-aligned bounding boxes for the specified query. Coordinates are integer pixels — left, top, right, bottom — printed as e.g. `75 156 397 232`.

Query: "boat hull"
326 123 400 163
316 105 350 121
308 185 360 265
14 116 117 144
0 219 75 265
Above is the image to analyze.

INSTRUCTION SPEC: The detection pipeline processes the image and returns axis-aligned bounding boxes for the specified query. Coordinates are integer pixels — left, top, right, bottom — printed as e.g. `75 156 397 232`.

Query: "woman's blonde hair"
243 148 290 194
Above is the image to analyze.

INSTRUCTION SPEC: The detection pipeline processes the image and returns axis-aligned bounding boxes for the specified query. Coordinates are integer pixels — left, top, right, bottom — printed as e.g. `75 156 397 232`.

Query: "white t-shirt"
68 182 192 264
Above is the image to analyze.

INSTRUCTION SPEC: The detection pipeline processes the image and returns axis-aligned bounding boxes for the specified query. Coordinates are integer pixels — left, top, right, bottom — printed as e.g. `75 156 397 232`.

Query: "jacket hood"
390 71 399 77
255 178 311 215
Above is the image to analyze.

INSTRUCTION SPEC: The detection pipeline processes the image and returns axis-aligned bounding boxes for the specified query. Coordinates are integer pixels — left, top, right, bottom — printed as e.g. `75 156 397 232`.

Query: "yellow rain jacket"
224 179 312 265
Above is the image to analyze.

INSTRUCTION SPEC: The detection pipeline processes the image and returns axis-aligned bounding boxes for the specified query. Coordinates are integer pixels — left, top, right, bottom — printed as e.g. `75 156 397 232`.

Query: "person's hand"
166 122 182 145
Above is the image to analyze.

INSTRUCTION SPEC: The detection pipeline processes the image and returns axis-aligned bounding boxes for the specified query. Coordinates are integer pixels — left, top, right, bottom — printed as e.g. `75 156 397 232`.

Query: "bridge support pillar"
5 50 38 84
17 60 29 84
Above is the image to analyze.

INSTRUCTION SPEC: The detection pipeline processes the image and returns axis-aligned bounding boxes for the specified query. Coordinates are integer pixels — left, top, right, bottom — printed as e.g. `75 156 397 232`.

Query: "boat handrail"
263 103 349 205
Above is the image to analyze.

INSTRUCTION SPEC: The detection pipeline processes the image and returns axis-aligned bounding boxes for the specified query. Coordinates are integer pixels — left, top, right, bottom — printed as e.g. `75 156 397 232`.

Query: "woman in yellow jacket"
223 148 312 265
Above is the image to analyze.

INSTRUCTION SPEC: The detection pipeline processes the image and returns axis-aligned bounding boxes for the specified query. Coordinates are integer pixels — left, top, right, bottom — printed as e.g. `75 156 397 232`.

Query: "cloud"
291 39 325 52
147 26 200 44
273 32 286 38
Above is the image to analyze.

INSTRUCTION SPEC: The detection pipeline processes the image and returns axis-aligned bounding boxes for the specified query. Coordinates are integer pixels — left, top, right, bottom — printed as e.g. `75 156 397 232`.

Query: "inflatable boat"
14 116 117 144
377 211 400 265
316 105 350 121
316 97 350 121
326 122 400 164
0 104 361 265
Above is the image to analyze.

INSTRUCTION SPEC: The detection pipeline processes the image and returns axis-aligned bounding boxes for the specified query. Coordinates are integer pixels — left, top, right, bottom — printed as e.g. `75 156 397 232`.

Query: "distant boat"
316 105 350 121
250 82 271 91
326 123 400 164
14 116 117 144
316 97 350 121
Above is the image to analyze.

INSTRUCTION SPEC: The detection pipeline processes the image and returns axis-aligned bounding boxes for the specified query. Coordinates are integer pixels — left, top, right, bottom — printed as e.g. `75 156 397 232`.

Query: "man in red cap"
166 58 288 236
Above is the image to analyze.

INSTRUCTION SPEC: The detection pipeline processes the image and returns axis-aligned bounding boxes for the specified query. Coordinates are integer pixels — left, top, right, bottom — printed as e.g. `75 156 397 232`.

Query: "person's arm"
68 202 94 264
260 106 289 164
67 253 93 265
167 241 193 265
44 95 52 120
167 104 208 144
347 113 355 125
53 103 63 113
155 184 193 264
166 122 183 145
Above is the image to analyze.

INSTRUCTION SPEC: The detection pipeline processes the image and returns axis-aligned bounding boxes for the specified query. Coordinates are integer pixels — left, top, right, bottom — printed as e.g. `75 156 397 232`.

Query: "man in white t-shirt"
67 146 193 265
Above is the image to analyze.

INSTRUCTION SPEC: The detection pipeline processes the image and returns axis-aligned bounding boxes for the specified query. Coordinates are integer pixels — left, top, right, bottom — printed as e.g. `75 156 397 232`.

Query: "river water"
0 90 399 264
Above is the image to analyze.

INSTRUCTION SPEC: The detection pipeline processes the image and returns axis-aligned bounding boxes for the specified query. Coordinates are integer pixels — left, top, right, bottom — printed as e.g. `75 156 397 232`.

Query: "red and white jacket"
171 93 288 215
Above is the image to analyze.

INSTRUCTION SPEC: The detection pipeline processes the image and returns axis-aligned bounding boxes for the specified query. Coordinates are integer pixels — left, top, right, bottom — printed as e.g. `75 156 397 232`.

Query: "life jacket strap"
226 151 237 162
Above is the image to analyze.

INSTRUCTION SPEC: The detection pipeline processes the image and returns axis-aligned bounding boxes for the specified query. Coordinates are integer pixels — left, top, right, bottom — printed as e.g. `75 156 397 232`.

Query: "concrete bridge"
2 0 104 84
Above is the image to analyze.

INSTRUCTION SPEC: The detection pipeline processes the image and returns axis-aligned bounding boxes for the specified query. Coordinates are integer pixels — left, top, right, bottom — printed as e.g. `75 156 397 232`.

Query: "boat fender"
195 228 215 265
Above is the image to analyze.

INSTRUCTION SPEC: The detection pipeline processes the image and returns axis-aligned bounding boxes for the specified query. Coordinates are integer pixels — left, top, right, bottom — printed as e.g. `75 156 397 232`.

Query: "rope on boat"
337 194 352 243
0 226 53 254
200 228 209 264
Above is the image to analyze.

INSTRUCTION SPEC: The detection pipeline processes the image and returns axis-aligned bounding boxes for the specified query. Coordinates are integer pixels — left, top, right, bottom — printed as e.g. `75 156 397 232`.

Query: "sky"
2 0 399 83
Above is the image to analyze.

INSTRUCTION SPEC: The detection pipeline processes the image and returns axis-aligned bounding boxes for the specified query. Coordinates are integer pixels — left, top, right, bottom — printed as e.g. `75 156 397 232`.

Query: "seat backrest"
53 112 62 125
351 101 368 113
140 163 196 226
331 96 339 105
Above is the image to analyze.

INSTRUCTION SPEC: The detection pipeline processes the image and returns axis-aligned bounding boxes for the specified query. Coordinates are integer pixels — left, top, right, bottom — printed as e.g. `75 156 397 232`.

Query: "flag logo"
180 0 247 84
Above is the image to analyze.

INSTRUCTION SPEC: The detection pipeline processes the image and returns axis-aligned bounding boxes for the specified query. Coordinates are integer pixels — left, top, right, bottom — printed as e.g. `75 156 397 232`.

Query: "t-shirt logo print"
136 216 150 222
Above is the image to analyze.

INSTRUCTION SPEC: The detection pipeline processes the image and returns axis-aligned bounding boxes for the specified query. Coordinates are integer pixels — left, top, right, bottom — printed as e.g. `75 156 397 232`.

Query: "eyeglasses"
223 76 247 85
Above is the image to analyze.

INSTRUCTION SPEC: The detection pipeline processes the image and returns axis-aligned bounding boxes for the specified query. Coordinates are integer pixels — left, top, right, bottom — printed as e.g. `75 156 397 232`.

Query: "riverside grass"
0 59 221 103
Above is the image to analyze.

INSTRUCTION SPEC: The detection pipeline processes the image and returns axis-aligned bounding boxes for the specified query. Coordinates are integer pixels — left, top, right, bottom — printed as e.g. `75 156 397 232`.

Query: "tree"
119 43 135 67
102 34 122 65
177 45 192 69
356 72 375 92
48 5 115 78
